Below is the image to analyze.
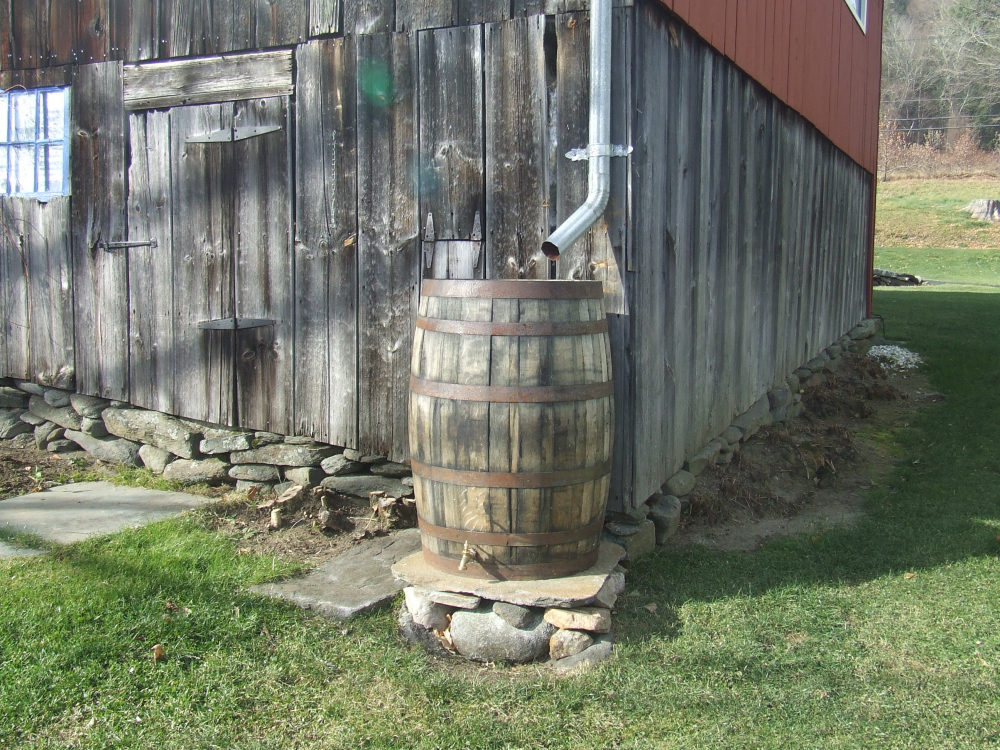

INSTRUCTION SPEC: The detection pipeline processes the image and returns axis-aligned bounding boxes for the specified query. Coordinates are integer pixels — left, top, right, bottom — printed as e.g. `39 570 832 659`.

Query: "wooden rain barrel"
408 279 613 581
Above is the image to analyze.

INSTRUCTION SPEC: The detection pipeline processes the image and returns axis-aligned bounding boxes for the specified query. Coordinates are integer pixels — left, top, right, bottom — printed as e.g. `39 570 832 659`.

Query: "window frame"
1 86 71 201
845 0 868 33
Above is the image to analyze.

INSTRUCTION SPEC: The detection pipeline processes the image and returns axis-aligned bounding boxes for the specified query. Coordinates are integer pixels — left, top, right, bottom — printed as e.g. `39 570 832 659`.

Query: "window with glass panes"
0 87 69 198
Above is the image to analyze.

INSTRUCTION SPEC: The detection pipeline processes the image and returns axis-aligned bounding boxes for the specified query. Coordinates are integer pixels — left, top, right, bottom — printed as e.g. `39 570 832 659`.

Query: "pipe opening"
541 241 561 260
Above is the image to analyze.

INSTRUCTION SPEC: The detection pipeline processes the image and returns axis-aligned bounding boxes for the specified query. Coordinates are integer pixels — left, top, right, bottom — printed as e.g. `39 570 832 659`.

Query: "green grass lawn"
3 287 1000 749
876 178 1000 249
875 246 1000 286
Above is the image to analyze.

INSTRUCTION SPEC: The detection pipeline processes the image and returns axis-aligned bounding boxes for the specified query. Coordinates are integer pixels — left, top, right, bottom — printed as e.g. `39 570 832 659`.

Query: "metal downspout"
541 0 613 260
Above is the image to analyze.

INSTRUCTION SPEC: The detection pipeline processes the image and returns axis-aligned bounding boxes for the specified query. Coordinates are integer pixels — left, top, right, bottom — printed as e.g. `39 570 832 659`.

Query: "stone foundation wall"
0 384 414 502
603 317 885 557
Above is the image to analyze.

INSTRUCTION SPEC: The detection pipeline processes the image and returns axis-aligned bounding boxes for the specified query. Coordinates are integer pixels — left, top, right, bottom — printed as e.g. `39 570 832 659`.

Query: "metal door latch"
98 239 158 252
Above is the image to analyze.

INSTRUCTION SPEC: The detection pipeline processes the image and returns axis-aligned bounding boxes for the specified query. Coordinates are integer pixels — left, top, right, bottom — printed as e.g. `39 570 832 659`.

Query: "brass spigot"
458 541 477 572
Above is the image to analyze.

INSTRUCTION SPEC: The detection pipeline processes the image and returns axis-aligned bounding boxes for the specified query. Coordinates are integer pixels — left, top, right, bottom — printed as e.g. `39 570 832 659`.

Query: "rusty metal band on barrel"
421 547 600 580
415 316 609 337
417 517 604 547
421 279 603 300
410 458 611 489
409 375 613 403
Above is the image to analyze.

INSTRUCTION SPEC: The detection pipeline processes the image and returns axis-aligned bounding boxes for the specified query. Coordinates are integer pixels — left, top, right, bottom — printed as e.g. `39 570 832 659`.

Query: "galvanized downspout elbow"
541 0 613 261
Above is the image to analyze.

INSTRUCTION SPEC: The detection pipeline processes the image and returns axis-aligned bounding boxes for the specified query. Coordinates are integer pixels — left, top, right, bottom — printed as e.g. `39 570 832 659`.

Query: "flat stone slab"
392 542 626 609
250 529 422 620
0 481 214 544
0 540 45 559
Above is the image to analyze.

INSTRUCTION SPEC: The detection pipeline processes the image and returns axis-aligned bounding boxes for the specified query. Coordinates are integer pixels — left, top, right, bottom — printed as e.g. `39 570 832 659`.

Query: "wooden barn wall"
627 2 871 505
656 0 884 175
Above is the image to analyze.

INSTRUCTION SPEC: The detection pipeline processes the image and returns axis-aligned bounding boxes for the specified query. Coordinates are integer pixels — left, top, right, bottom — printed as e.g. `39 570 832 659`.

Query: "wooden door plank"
397 0 456 31
484 15 549 280
127 110 175 413
24 197 74 388
356 31 420 460
251 0 308 48
232 95 293 434
309 0 340 36
71 61 129 400
345 0 393 35
0 199 29 379
294 37 358 447
169 102 235 425
417 25 484 243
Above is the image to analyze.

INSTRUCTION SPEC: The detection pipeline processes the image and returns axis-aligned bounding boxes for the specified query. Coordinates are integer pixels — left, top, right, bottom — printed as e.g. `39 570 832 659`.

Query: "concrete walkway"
0 481 214 545
0 540 45 558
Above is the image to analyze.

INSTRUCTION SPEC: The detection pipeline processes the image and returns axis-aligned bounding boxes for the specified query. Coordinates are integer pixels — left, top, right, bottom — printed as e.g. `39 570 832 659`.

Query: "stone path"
0 481 214 545
250 529 422 619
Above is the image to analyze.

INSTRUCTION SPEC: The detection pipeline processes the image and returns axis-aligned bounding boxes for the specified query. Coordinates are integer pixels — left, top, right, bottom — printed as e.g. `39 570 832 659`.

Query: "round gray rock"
229 464 281 482
449 607 555 663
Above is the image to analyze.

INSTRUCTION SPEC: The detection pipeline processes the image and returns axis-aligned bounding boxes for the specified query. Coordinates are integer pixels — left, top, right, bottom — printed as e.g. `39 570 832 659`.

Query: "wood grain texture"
345 0 393 35
0 199 30 379
71 61 129 400
232 96 293 433
356 31 420 460
127 110 175 413
484 15 549 281
169 102 235 425
294 37 358 446
123 50 293 110
309 0 340 36
417 25 484 244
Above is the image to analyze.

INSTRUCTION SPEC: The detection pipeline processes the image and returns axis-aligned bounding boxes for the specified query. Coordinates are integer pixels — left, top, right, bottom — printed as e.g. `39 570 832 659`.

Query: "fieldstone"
849 318 879 340
46 439 77 453
602 519 655 561
28 396 82 431
403 587 451 631
162 458 230 485
793 367 812 381
9 432 35 449
342 448 364 461
398 604 452 658
767 384 793 410
720 426 743 446
805 372 826 388
13 380 44 396
548 633 614 674
663 469 696 497
805 353 831 371
320 474 413 500
0 387 29 408
492 601 536 629
321 453 363 476
231 443 335 467
252 431 284 447
684 441 723 475
449 607 555 663
770 405 789 423
64 430 141 466
788 401 804 419
42 388 72 408
359 454 386 464
716 448 734 465
19 411 46 426
283 466 325 486
869 335 887 346
369 461 411 478
544 606 612 633
824 356 844 373
284 435 319 445
229 464 281 482
424 589 481 610
273 481 295 495
731 396 773 439
648 493 682 545
592 569 627 609
200 434 253 454
236 480 272 493
786 373 800 394
102 408 201 459
401 476 414 487
550 629 594 660
81 417 108 437
1 410 32 439
69 393 110 418
138 444 174 474
34 421 63 448
826 343 843 359
604 520 642 537
606 502 650 526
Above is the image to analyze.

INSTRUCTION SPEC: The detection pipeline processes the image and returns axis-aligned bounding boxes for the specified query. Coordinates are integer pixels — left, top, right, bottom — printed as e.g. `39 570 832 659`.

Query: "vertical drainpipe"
541 0 613 260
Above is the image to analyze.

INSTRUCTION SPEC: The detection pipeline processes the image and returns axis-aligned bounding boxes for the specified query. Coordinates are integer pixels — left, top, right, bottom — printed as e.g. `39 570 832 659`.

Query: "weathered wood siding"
625 2 871 505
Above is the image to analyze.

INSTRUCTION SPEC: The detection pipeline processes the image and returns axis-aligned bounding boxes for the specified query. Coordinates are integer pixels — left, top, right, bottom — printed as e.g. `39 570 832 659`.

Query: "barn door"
127 96 292 433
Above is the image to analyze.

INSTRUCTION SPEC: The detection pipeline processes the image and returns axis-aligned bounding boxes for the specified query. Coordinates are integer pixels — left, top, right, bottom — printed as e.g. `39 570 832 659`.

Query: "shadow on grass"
616 289 1000 644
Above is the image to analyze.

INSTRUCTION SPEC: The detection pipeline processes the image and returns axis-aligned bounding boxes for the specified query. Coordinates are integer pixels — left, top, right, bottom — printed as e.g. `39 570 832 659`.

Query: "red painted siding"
656 0 883 174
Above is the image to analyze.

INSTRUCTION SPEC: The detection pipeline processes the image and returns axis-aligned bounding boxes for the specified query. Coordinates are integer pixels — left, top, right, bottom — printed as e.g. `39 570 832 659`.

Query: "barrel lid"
421 279 604 300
